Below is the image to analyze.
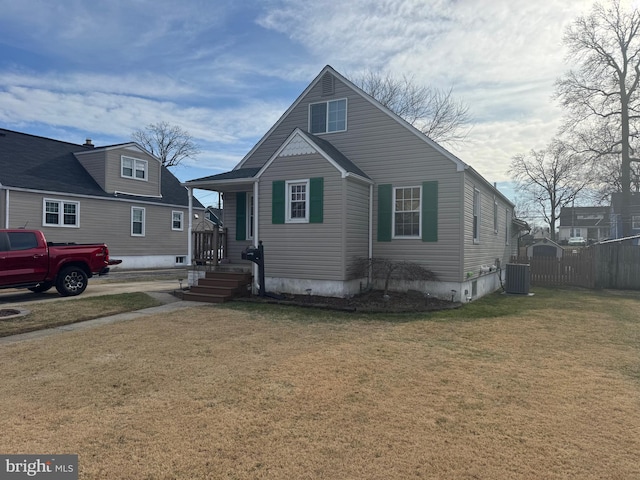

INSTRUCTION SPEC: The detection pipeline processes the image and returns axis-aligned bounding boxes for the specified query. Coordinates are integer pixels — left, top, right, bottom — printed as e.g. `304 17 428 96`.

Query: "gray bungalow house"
0 128 204 268
184 66 524 302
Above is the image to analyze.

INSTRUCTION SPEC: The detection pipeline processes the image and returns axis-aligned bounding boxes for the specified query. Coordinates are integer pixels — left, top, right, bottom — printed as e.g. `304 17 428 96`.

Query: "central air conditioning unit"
505 263 530 295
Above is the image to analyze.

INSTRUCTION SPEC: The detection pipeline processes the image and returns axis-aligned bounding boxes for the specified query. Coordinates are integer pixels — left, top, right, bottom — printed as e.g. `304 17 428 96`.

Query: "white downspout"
369 183 373 284
187 187 193 267
253 181 259 293
4 188 9 228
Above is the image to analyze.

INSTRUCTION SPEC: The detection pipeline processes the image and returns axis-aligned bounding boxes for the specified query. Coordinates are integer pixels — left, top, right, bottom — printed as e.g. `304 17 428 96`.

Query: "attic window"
121 156 148 181
321 73 335 96
309 99 347 134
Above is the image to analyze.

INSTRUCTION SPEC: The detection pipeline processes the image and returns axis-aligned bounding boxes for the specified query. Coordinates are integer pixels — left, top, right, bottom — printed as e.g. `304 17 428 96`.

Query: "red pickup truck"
0 229 121 297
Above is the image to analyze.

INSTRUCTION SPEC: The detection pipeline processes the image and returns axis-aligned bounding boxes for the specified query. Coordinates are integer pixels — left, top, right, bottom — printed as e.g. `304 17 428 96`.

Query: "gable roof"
0 128 202 208
255 129 372 183
234 65 468 174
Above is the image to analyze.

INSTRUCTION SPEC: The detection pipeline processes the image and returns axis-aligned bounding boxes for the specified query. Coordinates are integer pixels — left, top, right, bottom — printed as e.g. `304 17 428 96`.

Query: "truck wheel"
29 281 53 293
55 267 88 297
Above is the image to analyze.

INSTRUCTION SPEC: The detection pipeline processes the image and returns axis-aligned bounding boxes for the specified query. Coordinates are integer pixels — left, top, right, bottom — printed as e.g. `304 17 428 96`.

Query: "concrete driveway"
0 269 188 308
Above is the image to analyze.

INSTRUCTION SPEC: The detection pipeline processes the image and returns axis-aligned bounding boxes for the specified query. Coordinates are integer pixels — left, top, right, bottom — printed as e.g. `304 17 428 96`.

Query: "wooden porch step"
181 291 230 303
185 270 252 304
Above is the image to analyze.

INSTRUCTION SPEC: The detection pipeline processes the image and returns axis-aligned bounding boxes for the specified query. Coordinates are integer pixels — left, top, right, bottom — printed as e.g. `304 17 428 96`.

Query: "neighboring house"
0 128 204 268
184 66 525 302
205 207 223 226
610 192 640 244
558 206 610 244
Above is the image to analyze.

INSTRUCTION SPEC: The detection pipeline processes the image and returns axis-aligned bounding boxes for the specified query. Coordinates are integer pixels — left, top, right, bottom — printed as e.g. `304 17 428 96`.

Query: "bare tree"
351 257 437 296
556 0 640 236
352 70 471 145
509 140 593 241
132 121 200 168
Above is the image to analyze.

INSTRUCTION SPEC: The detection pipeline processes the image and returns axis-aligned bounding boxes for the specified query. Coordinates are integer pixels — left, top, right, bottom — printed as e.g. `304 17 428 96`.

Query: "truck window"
8 232 39 250
0 233 9 252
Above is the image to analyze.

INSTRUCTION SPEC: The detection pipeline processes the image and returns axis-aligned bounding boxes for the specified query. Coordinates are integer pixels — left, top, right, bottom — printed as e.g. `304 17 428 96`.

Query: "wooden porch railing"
192 228 227 268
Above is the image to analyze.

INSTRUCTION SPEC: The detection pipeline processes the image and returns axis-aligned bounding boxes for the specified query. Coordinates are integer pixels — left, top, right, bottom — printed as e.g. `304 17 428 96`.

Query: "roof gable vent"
321 72 335 96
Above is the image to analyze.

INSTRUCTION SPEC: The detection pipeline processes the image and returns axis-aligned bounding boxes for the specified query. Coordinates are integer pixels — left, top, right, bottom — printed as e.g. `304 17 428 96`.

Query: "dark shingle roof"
188 167 261 183
0 128 202 208
305 132 370 179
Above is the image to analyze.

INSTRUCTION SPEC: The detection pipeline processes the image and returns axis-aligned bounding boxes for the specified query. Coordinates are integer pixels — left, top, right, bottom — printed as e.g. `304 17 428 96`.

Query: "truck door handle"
33 254 45 259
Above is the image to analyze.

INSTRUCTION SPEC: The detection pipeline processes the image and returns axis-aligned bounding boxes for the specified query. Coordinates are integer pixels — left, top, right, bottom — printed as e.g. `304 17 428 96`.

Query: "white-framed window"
570 228 582 237
43 198 79 227
309 98 347 134
172 211 184 231
121 156 148 181
505 209 510 245
473 189 481 244
633 215 640 229
131 207 145 236
493 197 499 234
286 179 310 223
175 256 186 265
393 186 421 238
247 194 255 239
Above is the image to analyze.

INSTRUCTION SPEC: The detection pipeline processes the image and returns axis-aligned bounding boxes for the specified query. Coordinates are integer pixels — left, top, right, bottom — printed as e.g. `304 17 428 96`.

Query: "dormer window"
121 156 148 181
309 99 347 134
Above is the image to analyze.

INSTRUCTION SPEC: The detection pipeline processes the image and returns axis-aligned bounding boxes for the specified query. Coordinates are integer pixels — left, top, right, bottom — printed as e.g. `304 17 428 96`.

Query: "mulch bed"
239 289 461 313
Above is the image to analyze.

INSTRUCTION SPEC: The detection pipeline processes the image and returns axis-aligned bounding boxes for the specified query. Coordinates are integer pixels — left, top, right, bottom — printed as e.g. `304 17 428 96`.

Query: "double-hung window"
172 211 184 231
43 199 79 227
309 99 347 134
393 186 421 238
633 215 640 229
122 156 148 180
131 207 145 236
286 180 310 223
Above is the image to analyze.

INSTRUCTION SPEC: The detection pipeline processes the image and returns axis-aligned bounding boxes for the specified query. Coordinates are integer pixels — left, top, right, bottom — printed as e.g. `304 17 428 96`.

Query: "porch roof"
184 167 261 190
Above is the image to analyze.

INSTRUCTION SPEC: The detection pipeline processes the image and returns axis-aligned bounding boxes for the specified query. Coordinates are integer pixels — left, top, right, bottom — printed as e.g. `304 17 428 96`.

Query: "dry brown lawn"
0 289 639 479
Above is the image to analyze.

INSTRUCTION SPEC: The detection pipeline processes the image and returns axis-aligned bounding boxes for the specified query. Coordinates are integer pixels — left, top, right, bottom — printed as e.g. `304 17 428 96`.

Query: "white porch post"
187 187 193 267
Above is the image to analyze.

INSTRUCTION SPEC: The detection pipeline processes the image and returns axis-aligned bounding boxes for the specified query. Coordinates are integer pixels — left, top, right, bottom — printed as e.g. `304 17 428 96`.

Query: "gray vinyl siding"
75 150 107 189
6 190 188 257
462 173 513 274
240 74 465 282
345 180 370 279
104 148 162 197
258 152 344 281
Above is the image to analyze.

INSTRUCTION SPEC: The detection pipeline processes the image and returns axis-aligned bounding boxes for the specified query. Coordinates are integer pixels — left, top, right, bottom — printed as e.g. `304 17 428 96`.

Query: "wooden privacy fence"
593 243 640 289
511 249 595 288
511 242 640 290
192 228 227 268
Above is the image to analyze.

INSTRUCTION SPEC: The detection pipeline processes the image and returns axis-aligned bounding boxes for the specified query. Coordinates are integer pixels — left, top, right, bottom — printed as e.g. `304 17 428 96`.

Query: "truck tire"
29 281 53 293
55 266 88 297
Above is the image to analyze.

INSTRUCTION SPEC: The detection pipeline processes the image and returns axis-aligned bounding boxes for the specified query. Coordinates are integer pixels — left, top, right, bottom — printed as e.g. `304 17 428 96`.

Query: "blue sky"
0 0 594 207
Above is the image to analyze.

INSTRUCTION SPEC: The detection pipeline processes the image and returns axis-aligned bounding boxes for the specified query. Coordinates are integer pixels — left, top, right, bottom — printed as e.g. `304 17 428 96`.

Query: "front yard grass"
0 287 639 479
0 292 161 337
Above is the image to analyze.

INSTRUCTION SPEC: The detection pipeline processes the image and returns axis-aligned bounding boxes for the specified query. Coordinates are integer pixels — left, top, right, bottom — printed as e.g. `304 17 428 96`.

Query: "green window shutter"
309 177 324 223
422 181 438 242
272 180 285 224
377 184 392 242
236 192 247 240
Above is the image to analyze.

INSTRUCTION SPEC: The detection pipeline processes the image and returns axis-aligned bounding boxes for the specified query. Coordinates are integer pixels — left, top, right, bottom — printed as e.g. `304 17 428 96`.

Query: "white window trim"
247 193 254 239
42 198 80 228
308 98 348 134
172 210 184 231
286 179 310 224
632 215 640 229
392 185 422 239
121 155 148 182
505 209 510 245
131 206 146 237
493 197 499 234
175 256 186 265
473 189 481 244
